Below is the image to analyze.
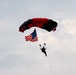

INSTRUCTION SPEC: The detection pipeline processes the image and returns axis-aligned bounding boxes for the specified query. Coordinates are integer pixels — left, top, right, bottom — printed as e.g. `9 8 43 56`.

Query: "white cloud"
61 19 76 36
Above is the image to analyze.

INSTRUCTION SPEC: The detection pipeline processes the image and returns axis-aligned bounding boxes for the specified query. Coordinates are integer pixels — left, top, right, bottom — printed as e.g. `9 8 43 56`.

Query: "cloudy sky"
0 0 76 75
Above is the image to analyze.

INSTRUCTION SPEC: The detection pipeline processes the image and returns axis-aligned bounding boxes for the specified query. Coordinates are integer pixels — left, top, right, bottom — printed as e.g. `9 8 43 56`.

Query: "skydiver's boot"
43 51 47 56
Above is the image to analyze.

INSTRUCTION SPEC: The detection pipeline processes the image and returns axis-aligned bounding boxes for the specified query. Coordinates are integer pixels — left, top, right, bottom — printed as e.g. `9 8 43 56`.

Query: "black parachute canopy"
19 18 58 32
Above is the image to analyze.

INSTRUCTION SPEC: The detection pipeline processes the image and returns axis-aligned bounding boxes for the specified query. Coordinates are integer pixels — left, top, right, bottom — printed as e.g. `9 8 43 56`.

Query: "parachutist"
39 43 47 56
41 46 47 56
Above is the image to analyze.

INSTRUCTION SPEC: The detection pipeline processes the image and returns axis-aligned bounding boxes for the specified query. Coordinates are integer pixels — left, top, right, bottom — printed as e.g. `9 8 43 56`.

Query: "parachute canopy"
19 18 58 32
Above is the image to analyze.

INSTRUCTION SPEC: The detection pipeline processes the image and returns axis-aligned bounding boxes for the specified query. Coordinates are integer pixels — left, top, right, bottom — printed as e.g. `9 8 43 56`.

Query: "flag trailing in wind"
25 29 38 42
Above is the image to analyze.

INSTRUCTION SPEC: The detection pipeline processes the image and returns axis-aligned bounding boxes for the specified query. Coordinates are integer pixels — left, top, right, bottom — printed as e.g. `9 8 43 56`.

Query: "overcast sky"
0 0 76 75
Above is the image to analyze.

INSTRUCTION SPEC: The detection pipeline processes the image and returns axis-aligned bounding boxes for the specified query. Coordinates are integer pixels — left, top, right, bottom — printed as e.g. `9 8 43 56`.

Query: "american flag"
25 29 38 42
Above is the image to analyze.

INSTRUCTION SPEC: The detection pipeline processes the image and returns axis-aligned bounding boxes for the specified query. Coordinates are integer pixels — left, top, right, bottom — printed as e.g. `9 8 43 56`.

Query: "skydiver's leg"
45 52 47 56
42 51 47 56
